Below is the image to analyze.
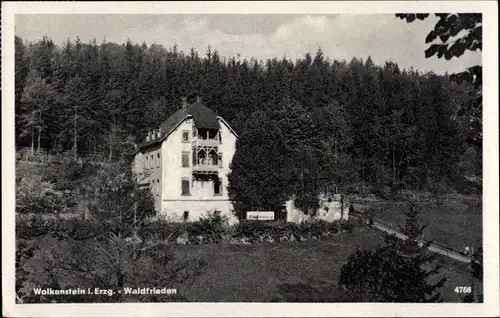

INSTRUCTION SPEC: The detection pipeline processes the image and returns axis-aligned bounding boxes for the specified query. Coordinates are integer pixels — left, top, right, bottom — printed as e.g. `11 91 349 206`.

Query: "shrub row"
17 214 356 244
16 215 104 240
232 220 354 243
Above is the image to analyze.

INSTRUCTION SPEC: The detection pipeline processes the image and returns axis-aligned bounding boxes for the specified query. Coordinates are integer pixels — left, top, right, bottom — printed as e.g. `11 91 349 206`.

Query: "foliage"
85 162 156 237
232 220 351 243
19 69 57 151
16 162 204 303
43 159 100 192
16 171 66 215
16 215 104 240
339 202 446 302
186 212 229 244
17 236 204 303
395 13 482 151
228 111 289 217
338 246 445 302
288 146 323 214
15 34 479 195
137 219 187 243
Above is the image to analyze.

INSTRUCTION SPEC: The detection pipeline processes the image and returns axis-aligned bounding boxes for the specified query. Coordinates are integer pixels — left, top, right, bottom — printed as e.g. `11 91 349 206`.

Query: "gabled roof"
184 101 221 130
136 101 234 152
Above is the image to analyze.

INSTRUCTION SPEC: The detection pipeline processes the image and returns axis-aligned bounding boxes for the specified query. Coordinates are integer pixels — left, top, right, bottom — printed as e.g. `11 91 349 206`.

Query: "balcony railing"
192 138 219 148
192 164 219 174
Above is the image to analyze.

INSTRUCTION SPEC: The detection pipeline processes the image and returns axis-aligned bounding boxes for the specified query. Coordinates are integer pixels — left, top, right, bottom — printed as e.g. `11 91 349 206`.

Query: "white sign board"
246 211 275 221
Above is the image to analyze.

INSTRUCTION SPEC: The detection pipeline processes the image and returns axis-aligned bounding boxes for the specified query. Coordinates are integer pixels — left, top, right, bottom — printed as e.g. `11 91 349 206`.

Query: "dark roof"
136 101 222 151
184 101 221 130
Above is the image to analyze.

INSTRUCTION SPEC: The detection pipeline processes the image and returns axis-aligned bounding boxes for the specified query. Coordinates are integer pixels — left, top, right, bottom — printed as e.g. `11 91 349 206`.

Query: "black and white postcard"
2 1 498 317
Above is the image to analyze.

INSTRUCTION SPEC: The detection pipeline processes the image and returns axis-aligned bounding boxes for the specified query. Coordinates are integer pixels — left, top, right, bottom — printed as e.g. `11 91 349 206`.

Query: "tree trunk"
37 127 41 153
392 146 396 186
31 125 34 156
74 106 78 160
109 131 113 161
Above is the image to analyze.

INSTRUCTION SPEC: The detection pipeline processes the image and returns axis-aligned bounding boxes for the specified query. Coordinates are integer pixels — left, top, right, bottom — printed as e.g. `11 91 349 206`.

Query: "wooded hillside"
15 35 481 195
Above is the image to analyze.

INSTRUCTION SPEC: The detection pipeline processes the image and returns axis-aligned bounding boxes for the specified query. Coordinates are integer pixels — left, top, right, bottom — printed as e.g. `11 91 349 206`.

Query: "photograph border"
2 1 498 317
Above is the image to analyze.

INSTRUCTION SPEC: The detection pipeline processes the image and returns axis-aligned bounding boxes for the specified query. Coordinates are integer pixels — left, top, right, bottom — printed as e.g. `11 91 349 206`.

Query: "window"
181 178 190 196
145 156 149 169
218 153 223 168
219 132 222 144
151 180 155 195
183 211 189 222
182 131 190 143
182 152 190 167
157 153 160 167
193 128 197 138
157 179 160 195
214 178 222 196
210 151 217 166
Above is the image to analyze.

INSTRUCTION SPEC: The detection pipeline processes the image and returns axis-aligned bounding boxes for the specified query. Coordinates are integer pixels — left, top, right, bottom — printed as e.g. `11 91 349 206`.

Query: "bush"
338 245 446 302
233 220 271 243
138 219 186 243
55 218 105 240
233 220 346 243
17 237 203 303
16 174 66 214
187 212 229 244
16 215 53 239
17 213 354 245
16 215 105 240
340 220 355 233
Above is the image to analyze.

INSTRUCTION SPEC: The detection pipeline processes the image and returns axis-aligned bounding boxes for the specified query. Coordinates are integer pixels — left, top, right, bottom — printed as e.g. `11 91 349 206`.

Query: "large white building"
133 97 238 223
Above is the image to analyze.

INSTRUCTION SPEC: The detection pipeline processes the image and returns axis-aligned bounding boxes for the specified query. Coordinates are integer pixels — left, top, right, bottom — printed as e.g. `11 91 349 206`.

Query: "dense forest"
14 35 481 197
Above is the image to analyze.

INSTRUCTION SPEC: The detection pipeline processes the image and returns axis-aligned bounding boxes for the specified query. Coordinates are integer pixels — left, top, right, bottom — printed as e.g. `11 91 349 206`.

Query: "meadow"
352 195 482 253
172 226 477 302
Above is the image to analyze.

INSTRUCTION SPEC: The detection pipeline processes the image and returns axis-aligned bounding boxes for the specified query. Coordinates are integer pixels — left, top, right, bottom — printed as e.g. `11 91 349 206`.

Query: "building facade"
133 97 238 224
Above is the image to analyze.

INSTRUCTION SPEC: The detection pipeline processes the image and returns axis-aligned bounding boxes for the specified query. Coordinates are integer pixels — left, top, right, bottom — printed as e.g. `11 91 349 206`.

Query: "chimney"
181 97 188 110
196 96 202 103
146 131 151 142
157 127 161 138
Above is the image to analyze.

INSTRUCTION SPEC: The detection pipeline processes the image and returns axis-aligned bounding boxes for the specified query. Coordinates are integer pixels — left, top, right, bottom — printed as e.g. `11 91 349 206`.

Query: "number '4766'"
455 286 472 293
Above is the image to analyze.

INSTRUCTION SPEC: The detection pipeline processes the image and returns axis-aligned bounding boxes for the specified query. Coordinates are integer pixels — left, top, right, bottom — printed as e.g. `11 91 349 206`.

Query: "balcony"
192 163 219 174
192 138 219 149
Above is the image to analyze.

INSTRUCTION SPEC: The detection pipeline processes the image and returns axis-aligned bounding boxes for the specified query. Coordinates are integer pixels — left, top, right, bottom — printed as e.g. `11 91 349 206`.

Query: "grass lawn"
353 194 482 253
172 225 476 302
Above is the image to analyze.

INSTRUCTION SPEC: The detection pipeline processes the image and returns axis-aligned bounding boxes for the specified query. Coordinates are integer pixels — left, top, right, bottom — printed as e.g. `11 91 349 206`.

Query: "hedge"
16 215 104 240
16 214 357 244
232 220 353 243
